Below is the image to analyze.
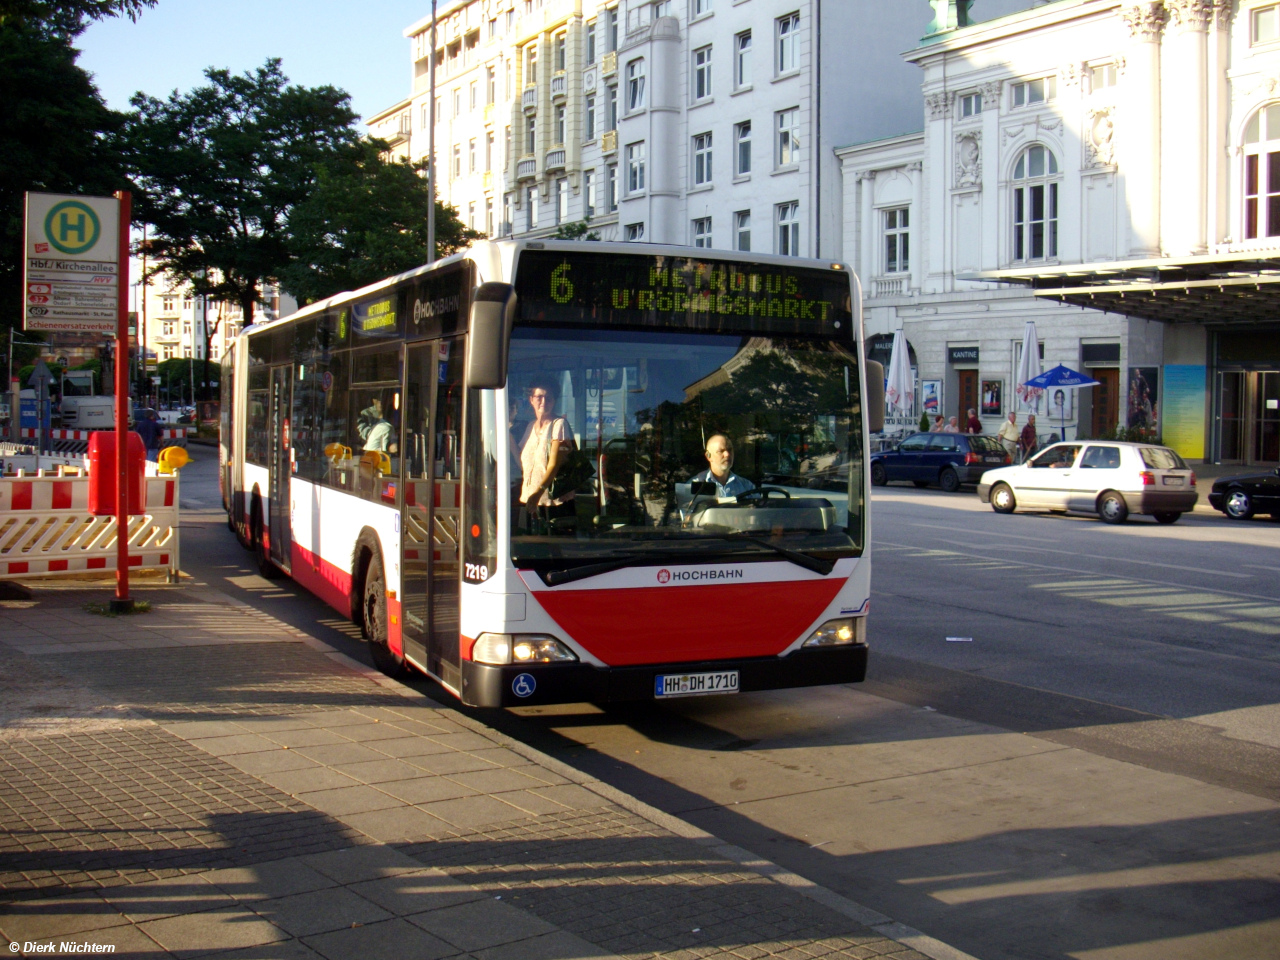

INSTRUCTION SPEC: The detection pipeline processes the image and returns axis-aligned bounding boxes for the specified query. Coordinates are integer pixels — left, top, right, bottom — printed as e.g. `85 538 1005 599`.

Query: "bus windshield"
507 327 864 571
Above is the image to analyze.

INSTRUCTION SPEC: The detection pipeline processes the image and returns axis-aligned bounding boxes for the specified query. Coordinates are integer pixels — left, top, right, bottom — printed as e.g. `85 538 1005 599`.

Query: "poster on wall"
1127 366 1160 436
1161 364 1206 460
981 380 1003 416
922 380 941 415
1047 386 1073 421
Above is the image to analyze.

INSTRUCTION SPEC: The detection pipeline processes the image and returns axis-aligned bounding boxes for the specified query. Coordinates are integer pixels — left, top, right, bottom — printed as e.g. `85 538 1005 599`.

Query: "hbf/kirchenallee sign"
22 192 121 333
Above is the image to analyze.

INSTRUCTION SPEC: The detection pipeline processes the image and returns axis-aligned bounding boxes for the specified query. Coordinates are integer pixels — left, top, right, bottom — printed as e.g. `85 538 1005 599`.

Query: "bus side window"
321 353 351 487
245 366 270 467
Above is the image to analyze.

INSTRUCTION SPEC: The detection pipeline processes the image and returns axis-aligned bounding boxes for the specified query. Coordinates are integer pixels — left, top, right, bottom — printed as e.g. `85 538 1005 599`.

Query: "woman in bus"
516 376 576 530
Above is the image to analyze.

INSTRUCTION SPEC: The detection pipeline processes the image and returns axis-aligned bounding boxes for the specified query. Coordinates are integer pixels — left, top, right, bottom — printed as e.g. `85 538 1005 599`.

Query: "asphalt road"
176 449 1280 960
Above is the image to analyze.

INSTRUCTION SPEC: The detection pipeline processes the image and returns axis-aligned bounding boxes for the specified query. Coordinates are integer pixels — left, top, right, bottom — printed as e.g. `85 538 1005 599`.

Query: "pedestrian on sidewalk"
943 416 960 433
997 411 1019 461
965 408 983 434
930 415 945 433
134 409 161 461
1019 414 1039 463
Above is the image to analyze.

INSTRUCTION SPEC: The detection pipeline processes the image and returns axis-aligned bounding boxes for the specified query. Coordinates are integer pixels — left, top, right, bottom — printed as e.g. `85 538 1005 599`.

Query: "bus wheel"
364 552 406 678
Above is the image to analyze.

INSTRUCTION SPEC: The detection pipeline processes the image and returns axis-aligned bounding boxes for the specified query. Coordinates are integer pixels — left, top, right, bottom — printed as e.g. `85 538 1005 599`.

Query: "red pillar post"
112 190 132 612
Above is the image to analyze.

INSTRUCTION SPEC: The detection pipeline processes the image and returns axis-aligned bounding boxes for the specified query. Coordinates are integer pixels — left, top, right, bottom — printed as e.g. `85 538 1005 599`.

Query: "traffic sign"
23 192 121 333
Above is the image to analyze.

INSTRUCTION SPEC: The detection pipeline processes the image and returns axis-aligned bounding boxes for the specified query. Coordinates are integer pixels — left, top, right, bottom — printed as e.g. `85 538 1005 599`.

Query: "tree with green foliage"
121 59 363 326
154 357 216 406
0 0 155 35
552 219 600 241
279 140 482 305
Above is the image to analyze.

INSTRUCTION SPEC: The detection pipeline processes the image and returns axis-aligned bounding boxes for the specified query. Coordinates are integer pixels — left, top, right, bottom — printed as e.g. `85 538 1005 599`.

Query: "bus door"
401 338 465 689
267 363 293 572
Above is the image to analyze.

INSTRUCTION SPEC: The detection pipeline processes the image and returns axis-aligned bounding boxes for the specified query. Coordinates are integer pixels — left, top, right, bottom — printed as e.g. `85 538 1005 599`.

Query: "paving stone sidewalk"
0 583 950 960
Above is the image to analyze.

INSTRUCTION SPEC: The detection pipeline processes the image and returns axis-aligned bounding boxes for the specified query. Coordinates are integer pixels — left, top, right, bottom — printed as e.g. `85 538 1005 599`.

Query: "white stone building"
379 0 1033 253
135 277 292 368
839 0 1280 465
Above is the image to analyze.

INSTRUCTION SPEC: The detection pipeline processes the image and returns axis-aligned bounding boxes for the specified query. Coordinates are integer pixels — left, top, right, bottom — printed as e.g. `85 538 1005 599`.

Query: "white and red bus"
221 241 881 707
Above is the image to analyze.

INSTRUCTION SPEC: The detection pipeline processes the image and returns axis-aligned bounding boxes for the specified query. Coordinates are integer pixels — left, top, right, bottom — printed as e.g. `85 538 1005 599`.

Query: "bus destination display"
515 250 853 337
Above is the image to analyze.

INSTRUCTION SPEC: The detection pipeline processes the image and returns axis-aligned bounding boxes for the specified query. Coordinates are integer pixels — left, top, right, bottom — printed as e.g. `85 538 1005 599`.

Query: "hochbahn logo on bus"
656 568 744 584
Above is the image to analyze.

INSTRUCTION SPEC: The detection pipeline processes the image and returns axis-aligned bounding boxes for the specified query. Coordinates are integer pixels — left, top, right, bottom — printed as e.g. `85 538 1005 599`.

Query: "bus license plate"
654 670 740 698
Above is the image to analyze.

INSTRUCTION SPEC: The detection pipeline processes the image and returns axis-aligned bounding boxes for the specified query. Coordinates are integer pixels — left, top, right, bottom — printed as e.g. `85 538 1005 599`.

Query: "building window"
776 108 799 167
1255 4 1280 43
555 104 566 145
486 66 496 103
161 319 174 335
423 102 430 129
883 207 909 273
468 202 476 230
776 201 799 256
624 222 645 242
486 199 494 235
469 138 477 173
586 18 597 63
1243 103 1280 239
607 164 619 211
505 125 512 163
453 87 462 117
489 16 497 39
1012 77 1056 107
452 144 461 178
526 116 536 154
486 131 494 170
1089 63 1117 92
585 96 597 140
555 178 568 224
1011 145 1059 261
734 210 751 251
777 13 799 75
469 80 478 111
503 195 512 233
182 296 193 311
162 296 175 313
607 85 618 130
627 141 646 193
626 58 646 112
607 6 619 51
692 132 712 186
692 217 712 248
693 0 712 15
526 44 538 84
693 46 712 101
960 93 982 117
734 31 751 88
554 32 566 71
734 121 751 176
584 169 596 217
526 186 538 231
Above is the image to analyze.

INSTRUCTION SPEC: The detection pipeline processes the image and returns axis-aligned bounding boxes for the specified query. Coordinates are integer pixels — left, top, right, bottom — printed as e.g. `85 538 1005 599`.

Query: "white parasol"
884 329 914 417
1015 320 1043 411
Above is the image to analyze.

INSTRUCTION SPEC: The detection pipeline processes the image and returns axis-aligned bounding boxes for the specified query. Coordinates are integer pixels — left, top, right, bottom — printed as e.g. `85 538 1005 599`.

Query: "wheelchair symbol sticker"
512 673 536 698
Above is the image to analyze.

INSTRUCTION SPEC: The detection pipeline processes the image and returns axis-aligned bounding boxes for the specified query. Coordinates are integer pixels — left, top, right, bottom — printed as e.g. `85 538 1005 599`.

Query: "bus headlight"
472 633 578 664
802 618 863 647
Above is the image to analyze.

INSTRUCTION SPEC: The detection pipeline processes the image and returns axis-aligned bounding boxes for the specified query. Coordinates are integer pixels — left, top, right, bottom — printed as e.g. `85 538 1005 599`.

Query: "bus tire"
363 551 406 678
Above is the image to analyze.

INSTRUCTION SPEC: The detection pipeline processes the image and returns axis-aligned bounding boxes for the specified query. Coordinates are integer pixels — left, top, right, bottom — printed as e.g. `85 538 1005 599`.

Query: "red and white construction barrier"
0 475 180 581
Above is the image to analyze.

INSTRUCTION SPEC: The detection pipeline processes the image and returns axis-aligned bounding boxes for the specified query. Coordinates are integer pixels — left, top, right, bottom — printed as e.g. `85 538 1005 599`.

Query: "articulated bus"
221 241 883 708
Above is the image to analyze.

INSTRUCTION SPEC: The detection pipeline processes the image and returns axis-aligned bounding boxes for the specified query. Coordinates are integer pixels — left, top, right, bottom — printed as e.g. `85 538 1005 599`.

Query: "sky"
78 0 431 127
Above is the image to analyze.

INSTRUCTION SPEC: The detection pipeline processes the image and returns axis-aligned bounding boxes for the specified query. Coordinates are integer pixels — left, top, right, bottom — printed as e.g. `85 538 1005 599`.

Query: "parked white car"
977 441 1198 524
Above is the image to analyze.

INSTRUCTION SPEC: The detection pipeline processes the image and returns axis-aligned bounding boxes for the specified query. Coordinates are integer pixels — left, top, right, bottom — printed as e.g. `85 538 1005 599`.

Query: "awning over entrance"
970 252 1280 325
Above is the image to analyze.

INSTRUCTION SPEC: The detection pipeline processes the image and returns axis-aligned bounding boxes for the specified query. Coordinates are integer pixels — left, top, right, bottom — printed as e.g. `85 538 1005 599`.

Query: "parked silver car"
977 441 1198 524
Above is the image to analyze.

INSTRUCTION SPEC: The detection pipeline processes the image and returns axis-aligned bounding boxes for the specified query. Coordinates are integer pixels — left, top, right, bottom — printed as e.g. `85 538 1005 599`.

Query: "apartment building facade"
839 0 1280 465
386 0 1031 255
135 278 292 368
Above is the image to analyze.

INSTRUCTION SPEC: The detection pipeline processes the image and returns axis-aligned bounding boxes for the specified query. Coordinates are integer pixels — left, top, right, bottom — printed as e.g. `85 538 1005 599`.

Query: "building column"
1162 0 1211 255
1119 2 1166 257
1208 0 1234 245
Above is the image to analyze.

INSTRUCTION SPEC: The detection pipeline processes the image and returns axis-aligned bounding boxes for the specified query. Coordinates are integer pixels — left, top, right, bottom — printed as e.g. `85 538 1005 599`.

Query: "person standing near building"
134 409 161 461
997 411 1019 461
1019 414 1039 462
966 408 983 434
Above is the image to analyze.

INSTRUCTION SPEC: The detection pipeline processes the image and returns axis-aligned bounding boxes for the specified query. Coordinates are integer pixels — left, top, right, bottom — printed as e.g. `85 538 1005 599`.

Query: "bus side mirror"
466 282 516 389
865 360 885 434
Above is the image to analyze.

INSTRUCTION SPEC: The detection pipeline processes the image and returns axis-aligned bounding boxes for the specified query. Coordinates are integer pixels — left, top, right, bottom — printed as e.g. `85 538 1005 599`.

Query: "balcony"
872 276 908 298
516 156 537 179
546 147 566 171
522 85 537 110
601 130 618 154
601 51 617 76
551 72 566 99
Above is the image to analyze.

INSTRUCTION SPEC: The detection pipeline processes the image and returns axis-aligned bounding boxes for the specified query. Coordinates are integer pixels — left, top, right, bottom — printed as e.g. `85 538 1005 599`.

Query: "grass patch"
85 600 153 617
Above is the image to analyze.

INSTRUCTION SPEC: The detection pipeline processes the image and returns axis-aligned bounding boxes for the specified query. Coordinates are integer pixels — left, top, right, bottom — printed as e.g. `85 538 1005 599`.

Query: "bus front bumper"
459 644 868 709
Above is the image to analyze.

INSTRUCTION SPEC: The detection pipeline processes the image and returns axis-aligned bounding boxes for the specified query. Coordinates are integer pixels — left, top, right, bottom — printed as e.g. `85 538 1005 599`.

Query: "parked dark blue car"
871 432 1011 492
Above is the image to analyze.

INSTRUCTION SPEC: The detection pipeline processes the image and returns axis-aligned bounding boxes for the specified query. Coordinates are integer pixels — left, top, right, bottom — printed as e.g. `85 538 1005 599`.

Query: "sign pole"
112 190 132 613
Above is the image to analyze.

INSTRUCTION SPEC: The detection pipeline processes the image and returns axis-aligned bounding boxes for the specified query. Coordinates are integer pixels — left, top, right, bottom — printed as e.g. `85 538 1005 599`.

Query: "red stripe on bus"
291 542 355 618
531 578 848 666
52 482 72 510
12 483 32 511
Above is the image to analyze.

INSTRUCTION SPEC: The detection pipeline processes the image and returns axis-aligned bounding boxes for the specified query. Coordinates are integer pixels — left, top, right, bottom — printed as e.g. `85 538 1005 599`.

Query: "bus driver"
690 434 755 498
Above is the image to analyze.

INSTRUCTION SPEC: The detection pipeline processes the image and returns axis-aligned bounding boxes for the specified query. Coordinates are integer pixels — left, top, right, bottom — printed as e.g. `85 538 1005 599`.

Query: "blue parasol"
1021 364 1099 442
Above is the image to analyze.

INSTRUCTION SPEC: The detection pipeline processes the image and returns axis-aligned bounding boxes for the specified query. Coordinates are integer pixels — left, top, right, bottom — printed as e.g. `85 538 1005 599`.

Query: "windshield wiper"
703 534 836 576
541 555 644 587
